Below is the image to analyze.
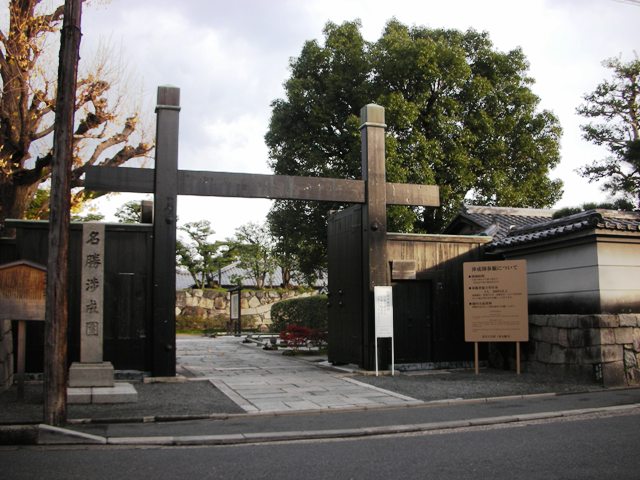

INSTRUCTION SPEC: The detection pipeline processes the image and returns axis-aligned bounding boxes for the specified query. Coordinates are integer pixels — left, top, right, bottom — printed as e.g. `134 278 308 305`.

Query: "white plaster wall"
597 241 640 311
525 242 599 298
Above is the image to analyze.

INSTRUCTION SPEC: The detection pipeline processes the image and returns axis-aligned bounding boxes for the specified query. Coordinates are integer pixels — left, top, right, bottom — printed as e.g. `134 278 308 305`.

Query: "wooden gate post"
152 86 180 377
84 93 440 375
360 104 389 369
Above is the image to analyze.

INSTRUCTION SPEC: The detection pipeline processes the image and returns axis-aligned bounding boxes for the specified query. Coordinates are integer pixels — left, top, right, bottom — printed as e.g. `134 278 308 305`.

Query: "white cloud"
80 0 640 237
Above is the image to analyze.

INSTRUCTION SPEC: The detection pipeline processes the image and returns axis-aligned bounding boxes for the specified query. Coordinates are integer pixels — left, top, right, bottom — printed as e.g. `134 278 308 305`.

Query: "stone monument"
68 223 137 403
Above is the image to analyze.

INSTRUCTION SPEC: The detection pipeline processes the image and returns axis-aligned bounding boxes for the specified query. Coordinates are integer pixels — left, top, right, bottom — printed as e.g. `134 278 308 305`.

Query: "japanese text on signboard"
463 260 528 342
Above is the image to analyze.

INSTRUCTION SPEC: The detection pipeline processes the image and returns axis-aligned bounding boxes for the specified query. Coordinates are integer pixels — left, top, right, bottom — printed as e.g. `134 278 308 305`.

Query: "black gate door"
393 281 433 363
327 206 363 365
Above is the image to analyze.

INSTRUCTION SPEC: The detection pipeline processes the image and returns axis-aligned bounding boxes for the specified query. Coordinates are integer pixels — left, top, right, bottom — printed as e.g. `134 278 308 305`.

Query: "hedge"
270 295 328 333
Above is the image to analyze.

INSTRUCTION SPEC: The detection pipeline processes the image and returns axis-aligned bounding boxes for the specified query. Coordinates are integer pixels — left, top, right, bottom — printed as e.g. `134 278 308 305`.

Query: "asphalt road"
2 410 639 480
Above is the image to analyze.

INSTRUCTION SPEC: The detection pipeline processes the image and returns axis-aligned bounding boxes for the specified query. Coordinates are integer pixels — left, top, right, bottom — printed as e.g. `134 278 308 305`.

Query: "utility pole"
44 0 83 426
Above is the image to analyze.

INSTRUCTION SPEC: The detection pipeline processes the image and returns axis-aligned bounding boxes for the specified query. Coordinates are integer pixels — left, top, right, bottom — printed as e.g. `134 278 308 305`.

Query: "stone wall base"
521 314 640 387
0 320 13 391
176 288 316 331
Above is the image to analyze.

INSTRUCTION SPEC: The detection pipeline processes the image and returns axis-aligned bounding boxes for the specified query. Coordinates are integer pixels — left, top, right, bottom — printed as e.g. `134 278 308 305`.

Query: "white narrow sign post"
374 286 394 376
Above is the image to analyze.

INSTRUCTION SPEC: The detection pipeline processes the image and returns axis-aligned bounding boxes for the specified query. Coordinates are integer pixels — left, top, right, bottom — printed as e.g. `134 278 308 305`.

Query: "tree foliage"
228 222 277 289
114 199 143 224
0 1 152 233
266 20 563 275
176 220 233 289
577 57 640 208
552 198 635 219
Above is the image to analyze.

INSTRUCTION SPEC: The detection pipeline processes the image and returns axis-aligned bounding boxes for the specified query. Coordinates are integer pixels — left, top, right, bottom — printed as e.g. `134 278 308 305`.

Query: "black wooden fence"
1 220 153 373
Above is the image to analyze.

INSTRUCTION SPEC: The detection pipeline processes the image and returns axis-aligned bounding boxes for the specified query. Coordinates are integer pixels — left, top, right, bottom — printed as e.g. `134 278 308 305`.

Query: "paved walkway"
176 336 420 413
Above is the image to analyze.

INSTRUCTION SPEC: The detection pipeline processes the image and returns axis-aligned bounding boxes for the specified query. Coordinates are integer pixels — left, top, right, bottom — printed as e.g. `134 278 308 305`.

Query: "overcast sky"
81 0 640 240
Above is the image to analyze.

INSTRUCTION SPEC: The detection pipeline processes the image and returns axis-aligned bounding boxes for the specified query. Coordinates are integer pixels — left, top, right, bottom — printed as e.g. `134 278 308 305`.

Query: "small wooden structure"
0 260 46 398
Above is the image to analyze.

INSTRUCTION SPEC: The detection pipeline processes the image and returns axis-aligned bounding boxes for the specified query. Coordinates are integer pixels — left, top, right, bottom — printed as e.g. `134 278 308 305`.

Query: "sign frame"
463 259 528 374
374 286 395 376
229 287 242 337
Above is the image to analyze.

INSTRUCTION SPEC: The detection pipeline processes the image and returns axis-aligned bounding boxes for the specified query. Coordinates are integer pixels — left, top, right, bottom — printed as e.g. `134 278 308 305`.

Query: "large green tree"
577 57 640 207
266 20 563 275
0 1 151 234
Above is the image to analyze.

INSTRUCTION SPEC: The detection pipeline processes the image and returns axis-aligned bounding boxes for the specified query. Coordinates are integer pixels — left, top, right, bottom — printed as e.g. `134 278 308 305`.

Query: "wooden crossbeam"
84 166 440 207
83 87 442 376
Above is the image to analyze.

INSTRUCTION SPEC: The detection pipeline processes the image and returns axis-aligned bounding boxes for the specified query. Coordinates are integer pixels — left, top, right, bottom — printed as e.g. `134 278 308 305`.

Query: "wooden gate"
392 281 433 363
327 205 363 365
84 87 441 375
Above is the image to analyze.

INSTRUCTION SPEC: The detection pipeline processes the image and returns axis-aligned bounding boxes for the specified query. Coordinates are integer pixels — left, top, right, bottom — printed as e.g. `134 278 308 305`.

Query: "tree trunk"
0 182 39 235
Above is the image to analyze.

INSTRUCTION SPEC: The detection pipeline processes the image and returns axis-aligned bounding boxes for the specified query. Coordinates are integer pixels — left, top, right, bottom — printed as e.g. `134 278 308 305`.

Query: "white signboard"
374 286 394 338
374 286 395 376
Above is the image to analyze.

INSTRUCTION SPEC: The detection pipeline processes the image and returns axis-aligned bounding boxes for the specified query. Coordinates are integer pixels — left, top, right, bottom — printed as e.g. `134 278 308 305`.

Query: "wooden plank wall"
386 234 491 362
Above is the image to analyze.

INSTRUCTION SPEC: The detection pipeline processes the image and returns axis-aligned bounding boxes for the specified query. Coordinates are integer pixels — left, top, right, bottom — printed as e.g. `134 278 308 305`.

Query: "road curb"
103 403 640 446
61 391 567 426
5 403 638 447
0 424 106 445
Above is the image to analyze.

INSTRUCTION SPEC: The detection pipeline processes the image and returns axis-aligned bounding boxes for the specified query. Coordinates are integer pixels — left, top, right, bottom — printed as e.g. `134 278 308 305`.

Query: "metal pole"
474 342 479 375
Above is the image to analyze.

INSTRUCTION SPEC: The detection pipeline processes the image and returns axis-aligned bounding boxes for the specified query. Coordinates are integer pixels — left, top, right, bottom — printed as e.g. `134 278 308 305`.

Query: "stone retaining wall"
0 320 13 391
176 289 315 332
524 314 640 386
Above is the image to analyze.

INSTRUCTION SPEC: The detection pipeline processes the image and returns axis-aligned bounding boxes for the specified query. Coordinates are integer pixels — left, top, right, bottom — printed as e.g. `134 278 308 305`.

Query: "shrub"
176 314 258 333
279 325 327 352
270 294 328 334
279 325 311 351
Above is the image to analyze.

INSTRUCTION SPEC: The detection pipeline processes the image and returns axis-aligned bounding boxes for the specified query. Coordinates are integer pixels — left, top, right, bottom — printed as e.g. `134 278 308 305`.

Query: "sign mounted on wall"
374 286 395 376
463 259 528 374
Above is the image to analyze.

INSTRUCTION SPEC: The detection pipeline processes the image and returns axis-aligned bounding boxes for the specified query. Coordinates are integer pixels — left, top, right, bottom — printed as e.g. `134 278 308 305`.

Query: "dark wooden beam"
386 183 439 207
177 171 365 203
152 86 180 377
85 167 439 206
84 166 154 193
360 104 388 370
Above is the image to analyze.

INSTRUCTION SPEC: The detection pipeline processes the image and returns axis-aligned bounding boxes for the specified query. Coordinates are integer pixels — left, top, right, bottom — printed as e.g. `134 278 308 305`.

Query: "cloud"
80 0 640 234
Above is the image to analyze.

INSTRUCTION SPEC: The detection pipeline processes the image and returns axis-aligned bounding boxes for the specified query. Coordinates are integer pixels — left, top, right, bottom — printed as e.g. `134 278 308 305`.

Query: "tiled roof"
488 209 640 250
444 205 555 240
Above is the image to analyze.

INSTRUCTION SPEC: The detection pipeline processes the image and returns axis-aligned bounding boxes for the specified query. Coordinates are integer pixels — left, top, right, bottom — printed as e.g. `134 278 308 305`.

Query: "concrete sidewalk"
2 335 639 446
176 336 420 413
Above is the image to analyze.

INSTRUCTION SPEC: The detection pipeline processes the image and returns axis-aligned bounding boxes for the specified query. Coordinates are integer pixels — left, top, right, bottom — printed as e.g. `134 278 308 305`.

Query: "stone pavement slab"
177 336 421 413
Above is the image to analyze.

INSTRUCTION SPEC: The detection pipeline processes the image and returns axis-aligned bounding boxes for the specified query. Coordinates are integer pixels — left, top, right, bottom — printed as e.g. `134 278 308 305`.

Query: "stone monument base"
68 382 138 404
68 362 114 388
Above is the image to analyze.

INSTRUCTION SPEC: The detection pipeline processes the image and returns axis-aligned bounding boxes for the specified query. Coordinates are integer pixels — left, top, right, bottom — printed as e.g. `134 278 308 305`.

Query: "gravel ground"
355 369 604 401
0 380 244 424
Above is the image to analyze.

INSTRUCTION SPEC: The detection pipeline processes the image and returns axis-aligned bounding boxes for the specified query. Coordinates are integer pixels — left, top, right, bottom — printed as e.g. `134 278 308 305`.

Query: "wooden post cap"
157 86 181 110
359 104 385 128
